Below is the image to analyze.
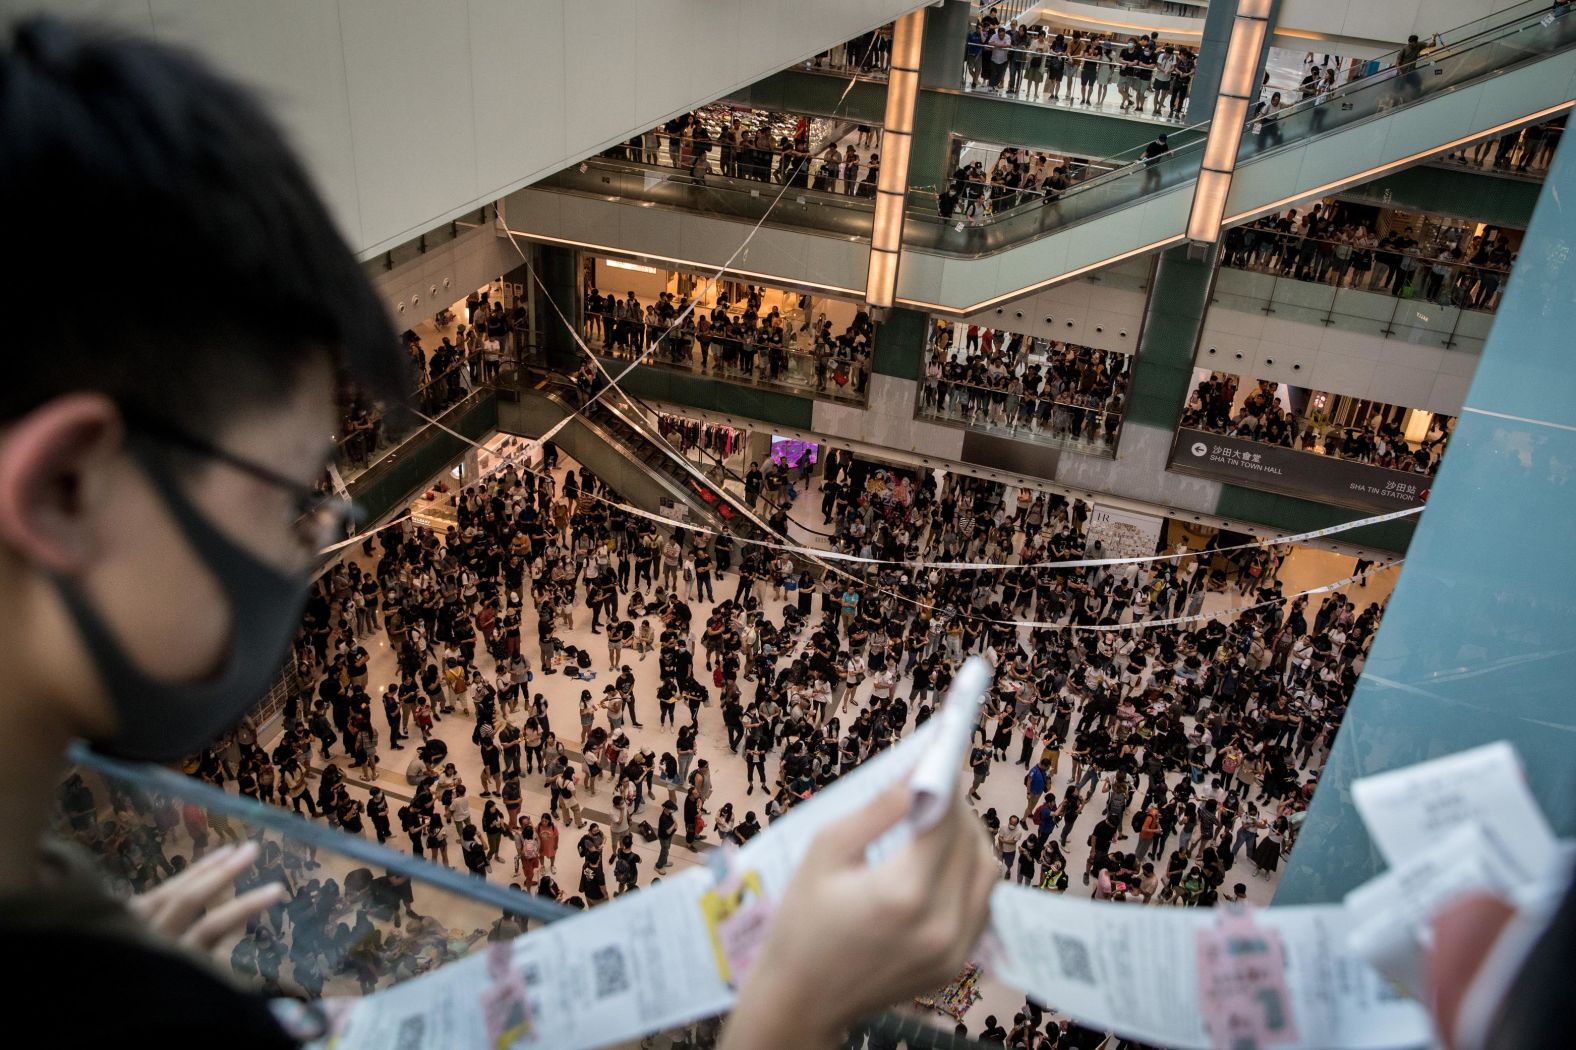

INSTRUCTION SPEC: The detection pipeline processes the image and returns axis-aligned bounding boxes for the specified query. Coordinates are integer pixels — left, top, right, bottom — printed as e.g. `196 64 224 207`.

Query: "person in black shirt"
693 545 715 603
461 825 490 877
656 800 678 870
744 461 764 509
366 787 391 844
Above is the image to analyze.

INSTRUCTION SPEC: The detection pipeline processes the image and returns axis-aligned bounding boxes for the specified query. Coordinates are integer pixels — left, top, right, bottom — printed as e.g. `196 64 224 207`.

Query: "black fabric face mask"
53 450 310 762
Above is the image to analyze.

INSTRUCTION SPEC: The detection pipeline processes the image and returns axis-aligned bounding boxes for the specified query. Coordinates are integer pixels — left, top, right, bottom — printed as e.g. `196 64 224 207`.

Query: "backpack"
613 855 634 884
1038 865 1068 892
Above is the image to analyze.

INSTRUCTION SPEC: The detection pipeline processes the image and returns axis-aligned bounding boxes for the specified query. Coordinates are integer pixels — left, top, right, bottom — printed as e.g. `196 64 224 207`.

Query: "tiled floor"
270 452 1398 1036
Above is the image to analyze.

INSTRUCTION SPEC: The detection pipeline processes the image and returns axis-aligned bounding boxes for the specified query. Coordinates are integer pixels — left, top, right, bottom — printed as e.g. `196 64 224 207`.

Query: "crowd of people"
610 108 881 197
333 293 526 475
68 423 1390 1043
580 281 874 398
919 322 1130 451
937 146 1111 221
1222 204 1515 311
966 13 1197 121
58 769 494 999
1183 374 1452 476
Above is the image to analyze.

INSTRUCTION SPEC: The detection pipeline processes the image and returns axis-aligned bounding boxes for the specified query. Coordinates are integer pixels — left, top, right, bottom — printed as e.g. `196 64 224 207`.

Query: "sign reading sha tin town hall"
1170 428 1430 513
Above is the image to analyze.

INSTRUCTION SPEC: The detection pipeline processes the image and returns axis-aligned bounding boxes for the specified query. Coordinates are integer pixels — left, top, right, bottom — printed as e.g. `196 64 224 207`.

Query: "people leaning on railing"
579 285 875 397
1183 375 1450 477
918 329 1130 448
1221 206 1514 311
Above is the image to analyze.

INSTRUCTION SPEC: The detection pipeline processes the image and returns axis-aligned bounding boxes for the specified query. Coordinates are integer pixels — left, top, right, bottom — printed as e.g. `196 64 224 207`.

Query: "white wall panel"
142 0 366 248
374 222 514 325
338 0 476 249
469 1 566 201
1278 0 1525 47
1053 422 1222 517
948 262 1149 357
502 187 871 295
1197 297 1489 415
809 375 966 458
3 0 929 258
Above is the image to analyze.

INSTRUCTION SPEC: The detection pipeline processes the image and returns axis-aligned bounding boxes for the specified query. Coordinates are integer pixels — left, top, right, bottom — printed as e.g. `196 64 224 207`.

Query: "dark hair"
1 18 404 433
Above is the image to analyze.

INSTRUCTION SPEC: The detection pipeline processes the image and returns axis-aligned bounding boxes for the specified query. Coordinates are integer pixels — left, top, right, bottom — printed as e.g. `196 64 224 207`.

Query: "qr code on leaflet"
1053 934 1095 984
592 945 630 998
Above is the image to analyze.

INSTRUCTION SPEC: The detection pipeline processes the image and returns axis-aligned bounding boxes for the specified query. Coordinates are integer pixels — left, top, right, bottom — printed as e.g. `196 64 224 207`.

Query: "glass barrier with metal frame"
917 373 1125 456
57 745 991 1049
1220 226 1513 314
537 1 1573 266
1238 3 1576 165
582 317 872 407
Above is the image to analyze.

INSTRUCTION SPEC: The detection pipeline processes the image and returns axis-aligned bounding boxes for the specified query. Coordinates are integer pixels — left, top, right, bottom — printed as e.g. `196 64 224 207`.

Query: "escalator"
495 374 783 549
506 1 1576 314
493 369 873 616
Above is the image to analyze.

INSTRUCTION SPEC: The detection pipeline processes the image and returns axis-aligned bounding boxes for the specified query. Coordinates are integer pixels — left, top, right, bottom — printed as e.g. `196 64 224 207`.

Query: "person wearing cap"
656 799 678 870
617 665 643 728
1152 44 1176 117
1141 132 1170 190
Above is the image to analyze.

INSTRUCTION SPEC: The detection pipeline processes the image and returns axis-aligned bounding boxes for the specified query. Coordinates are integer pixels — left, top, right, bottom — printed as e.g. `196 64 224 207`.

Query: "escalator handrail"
911 5 1576 239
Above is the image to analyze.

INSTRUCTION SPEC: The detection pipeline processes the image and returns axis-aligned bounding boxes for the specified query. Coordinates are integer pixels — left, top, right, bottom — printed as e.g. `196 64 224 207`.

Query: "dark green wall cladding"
951 92 1199 159
538 245 582 370
911 92 1204 187
911 91 960 192
1126 247 1207 430
1213 484 1417 554
347 393 499 526
1336 165 1540 230
603 363 816 430
871 307 929 378
723 70 888 125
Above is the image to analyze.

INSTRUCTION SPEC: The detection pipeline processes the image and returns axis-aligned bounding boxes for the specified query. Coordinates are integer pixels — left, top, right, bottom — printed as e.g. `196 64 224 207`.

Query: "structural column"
1278 134 1576 903
1186 0 1280 244
865 8 924 308
536 244 582 371
918 0 970 91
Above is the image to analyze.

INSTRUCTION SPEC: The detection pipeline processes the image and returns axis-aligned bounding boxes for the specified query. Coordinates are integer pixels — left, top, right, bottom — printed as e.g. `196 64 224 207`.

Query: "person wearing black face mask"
0 19 1011 1050
0 19 402 1049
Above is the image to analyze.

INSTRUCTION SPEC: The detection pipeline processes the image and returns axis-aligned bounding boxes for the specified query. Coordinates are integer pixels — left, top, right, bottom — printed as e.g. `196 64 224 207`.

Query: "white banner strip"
316 512 411 556
405 404 1417 576
399 404 1398 633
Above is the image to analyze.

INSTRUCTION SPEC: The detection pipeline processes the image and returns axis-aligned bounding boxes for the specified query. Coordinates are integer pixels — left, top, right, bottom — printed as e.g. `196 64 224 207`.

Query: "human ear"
0 394 124 573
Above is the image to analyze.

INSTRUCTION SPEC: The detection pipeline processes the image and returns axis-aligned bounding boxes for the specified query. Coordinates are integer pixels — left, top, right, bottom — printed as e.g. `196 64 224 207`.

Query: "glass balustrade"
584 318 871 406
1237 3 1576 165
536 1 1575 267
57 746 986 1049
1220 227 1512 312
918 374 1124 456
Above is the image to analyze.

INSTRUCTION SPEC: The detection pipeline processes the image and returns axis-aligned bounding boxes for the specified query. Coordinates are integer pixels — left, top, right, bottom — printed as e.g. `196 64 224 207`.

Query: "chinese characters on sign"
1172 428 1428 513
